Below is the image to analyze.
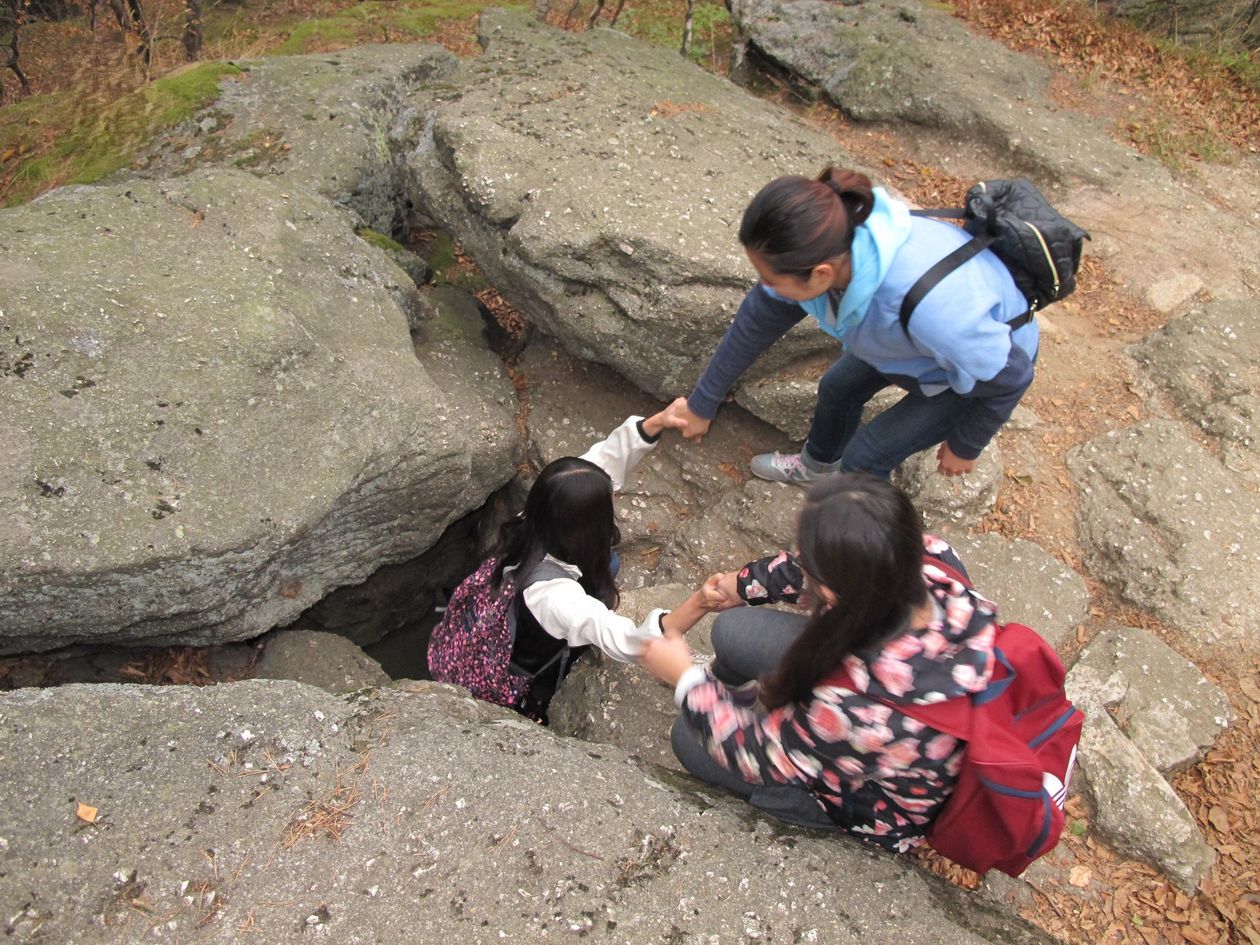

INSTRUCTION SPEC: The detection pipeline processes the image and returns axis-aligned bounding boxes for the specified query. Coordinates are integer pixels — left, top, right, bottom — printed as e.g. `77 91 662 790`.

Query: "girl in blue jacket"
675 166 1037 480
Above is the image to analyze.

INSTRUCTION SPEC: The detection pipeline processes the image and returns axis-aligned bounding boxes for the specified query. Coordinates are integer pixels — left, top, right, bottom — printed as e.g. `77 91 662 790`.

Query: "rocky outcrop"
0 171 517 653
1131 299 1260 487
400 7 839 413
1067 420 1260 650
0 680 1058 944
724 0 1132 186
1066 626 1232 890
160 44 459 235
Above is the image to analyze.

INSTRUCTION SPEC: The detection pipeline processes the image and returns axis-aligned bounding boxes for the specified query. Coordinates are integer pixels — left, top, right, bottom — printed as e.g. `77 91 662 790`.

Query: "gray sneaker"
749 451 840 484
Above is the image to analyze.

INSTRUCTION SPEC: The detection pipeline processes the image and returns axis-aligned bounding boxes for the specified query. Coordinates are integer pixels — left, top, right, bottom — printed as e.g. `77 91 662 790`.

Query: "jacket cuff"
635 417 662 444
944 438 983 461
674 666 709 706
685 393 719 421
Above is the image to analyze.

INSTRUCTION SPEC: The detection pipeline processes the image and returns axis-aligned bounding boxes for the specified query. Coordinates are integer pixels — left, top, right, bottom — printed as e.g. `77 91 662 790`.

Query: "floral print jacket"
681 535 997 850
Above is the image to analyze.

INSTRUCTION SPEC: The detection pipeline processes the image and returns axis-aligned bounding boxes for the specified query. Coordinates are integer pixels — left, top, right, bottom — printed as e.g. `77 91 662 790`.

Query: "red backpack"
843 557 1084 877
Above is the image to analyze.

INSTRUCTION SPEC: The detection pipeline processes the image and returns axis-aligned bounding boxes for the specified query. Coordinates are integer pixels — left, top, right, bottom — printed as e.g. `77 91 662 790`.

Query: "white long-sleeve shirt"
519 416 668 662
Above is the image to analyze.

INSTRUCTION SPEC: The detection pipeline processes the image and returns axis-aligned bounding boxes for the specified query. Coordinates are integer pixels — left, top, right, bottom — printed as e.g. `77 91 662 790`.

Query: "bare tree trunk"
126 0 152 78
2 0 32 103
585 0 605 28
182 0 201 61
107 0 130 31
680 0 694 57
563 0 580 26
607 0 626 27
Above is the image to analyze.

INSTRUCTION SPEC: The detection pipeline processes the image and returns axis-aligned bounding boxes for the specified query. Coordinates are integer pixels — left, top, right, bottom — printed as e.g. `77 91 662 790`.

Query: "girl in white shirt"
430 398 717 722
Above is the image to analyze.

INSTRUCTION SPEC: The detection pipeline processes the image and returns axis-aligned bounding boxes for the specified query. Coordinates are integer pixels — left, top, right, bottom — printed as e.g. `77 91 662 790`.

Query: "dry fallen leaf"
76 802 99 824
1068 865 1093 888
1208 805 1230 833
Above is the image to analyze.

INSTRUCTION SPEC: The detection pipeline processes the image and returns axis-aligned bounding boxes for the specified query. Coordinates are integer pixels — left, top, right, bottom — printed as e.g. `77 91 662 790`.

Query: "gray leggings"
671 606 839 832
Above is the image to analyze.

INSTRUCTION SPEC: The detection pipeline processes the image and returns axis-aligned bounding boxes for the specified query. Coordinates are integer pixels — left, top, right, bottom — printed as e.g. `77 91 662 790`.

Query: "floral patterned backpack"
427 557 570 708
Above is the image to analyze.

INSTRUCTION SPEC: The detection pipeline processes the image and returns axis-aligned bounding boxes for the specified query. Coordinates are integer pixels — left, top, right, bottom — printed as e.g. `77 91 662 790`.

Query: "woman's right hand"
671 400 712 443
701 572 743 611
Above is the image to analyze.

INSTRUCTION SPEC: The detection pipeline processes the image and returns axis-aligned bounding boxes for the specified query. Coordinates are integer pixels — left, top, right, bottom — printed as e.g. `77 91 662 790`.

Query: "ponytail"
817 166 874 232
739 166 875 279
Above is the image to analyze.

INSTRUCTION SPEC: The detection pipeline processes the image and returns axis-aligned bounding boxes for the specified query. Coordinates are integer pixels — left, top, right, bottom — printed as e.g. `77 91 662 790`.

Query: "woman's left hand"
936 443 978 477
640 634 695 687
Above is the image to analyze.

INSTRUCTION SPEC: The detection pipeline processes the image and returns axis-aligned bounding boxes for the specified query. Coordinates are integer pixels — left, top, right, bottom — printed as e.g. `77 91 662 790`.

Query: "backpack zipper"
1023 220 1060 302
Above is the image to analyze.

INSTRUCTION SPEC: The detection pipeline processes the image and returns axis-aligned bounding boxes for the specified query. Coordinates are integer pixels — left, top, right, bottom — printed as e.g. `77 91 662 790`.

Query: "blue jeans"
804 352 972 479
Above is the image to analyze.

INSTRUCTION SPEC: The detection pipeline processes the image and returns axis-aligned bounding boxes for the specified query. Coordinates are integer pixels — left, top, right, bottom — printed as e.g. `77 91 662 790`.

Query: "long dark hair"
738 166 876 279
490 457 620 609
762 473 927 709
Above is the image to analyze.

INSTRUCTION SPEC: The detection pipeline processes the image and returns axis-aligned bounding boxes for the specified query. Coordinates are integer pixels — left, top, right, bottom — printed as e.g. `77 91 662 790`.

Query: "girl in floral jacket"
640 473 997 850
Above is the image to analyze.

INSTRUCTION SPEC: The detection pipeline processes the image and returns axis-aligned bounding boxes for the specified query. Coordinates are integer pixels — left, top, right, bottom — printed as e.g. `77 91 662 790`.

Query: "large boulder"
400 8 845 416
725 0 1132 186
1130 299 1260 487
1067 419 1260 651
0 171 517 654
1068 626 1234 775
151 43 459 235
0 680 1058 944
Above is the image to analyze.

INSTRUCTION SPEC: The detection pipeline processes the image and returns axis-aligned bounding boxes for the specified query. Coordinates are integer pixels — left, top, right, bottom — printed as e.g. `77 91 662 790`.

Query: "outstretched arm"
683 286 805 441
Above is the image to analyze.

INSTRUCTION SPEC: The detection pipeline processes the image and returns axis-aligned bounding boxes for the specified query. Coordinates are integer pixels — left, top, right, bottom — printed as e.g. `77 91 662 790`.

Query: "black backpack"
901 179 1089 335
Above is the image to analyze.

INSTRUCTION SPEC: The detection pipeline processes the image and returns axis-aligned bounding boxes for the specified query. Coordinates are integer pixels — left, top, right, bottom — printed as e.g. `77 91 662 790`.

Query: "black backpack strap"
910 208 965 221
899 235 992 337
507 558 581 682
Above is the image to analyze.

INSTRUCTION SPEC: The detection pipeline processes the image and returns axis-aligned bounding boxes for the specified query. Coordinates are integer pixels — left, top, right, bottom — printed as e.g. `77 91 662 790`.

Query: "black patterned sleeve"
736 551 802 605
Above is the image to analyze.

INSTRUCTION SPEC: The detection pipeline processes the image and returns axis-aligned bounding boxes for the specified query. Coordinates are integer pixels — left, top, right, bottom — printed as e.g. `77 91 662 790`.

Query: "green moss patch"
1 62 243 207
355 226 405 253
271 0 491 55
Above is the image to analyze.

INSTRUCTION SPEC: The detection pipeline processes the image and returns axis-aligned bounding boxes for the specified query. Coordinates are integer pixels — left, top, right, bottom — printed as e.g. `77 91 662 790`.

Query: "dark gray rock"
1131 299 1260 487
1067 626 1234 774
400 8 846 418
1067 419 1260 650
943 533 1089 650
253 628 391 692
0 680 1057 944
0 171 516 654
725 0 1132 185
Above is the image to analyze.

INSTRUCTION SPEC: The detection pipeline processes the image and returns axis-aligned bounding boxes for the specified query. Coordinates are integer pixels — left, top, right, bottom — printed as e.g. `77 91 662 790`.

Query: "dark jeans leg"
803 353 892 466
708 607 810 687
839 388 974 479
671 716 839 832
